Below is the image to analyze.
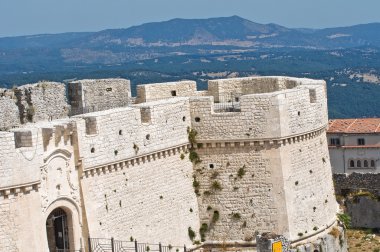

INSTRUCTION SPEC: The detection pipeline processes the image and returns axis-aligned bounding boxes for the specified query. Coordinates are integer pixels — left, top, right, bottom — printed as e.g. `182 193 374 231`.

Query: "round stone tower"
189 77 338 242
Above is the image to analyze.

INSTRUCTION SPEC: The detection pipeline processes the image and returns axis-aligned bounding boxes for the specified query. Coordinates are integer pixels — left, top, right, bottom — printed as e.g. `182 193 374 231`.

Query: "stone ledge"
195 126 327 149
0 180 40 198
83 143 190 177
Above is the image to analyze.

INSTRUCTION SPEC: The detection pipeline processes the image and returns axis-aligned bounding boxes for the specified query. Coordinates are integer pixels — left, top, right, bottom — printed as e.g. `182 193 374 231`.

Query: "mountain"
1 16 380 51
0 16 380 119
0 16 379 71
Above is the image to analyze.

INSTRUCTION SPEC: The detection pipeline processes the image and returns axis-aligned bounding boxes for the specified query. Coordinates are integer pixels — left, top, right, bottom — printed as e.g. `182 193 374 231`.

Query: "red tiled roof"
328 118 380 134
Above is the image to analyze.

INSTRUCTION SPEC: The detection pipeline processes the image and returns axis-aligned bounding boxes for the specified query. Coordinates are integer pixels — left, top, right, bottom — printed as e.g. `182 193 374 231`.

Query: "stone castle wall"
0 119 81 252
333 173 380 196
0 93 19 130
0 82 70 129
69 78 131 113
74 97 191 169
0 76 339 251
14 82 70 123
136 81 199 103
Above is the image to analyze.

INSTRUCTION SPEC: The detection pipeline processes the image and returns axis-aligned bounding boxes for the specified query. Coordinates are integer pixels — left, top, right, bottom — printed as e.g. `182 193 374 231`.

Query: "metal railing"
89 238 186 252
213 93 242 113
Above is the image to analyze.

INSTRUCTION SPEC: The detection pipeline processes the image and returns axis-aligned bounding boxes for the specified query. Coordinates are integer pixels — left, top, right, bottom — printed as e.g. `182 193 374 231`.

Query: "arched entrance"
46 207 71 252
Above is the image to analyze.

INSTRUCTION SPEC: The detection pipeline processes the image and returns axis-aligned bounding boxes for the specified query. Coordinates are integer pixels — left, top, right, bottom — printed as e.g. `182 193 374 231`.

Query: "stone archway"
46 207 70 251
44 198 83 252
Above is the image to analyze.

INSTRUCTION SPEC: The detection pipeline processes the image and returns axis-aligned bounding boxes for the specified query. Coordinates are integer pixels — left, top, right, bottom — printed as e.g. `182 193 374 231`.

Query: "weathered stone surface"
333 172 380 196
0 76 339 252
69 78 131 114
0 94 19 130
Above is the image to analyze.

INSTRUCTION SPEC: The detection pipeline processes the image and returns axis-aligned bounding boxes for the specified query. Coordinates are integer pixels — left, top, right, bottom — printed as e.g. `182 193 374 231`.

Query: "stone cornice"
82 143 190 177
194 125 327 149
0 180 40 198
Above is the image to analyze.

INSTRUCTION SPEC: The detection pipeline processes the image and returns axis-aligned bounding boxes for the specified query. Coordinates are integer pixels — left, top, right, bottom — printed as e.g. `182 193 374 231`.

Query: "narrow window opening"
357 138 365 145
349 160 355 168
91 147 95 153
357 160 361 168
119 130 123 135
371 160 375 167
330 138 340 146
364 160 369 168
171 90 177 96
209 164 214 169
195 117 201 122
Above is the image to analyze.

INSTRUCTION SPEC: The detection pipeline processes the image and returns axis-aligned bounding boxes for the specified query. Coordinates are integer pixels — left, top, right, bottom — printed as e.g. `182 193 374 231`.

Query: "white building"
327 118 380 173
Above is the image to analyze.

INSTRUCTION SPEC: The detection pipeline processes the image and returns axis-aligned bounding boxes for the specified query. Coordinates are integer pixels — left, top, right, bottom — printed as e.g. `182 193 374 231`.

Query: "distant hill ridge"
1 15 380 49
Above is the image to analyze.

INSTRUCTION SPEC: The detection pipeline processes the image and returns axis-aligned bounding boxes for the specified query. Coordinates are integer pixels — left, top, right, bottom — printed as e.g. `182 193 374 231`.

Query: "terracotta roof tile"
328 118 380 134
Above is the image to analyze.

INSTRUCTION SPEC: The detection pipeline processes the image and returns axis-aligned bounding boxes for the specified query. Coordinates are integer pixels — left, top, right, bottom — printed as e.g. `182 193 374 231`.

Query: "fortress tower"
0 77 341 251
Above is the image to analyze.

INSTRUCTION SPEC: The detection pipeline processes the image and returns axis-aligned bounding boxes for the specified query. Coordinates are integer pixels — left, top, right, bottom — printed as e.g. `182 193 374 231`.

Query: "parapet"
189 77 327 141
135 80 198 103
207 76 324 102
0 93 19 130
73 97 191 169
68 78 131 115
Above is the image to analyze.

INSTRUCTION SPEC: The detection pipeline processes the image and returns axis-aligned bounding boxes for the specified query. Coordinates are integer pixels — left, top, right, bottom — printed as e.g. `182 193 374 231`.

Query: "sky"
0 0 379 37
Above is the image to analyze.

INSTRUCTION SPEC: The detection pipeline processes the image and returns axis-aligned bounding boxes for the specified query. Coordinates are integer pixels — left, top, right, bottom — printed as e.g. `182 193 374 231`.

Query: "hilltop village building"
0 77 343 252
327 118 380 173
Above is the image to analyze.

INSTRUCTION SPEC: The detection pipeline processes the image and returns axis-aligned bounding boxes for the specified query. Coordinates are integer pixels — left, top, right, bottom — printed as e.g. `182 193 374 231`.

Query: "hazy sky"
1 0 379 37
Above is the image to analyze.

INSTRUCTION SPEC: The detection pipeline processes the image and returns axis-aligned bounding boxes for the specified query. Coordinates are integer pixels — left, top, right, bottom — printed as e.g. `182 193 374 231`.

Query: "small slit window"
91 147 95 153
106 87 112 92
371 160 375 167
195 117 201 122
171 90 177 96
209 164 214 169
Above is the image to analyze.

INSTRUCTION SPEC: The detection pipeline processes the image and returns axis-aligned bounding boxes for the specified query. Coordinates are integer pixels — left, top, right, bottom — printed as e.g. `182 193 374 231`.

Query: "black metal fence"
213 93 242 113
89 238 186 252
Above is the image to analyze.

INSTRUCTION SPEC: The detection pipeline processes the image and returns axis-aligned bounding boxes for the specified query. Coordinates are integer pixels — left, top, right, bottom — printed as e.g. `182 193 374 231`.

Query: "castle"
0 77 341 251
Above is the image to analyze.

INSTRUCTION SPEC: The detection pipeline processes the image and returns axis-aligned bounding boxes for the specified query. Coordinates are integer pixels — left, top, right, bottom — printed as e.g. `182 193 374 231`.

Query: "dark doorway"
46 208 70 252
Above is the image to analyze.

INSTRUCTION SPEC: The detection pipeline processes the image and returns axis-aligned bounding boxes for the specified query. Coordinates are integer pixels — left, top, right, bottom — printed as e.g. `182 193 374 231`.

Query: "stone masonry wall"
0 94 19 130
0 119 79 252
69 79 131 113
0 191 46 252
15 82 70 123
189 84 326 142
280 132 337 240
81 152 199 245
136 81 198 103
75 98 191 169
193 144 288 242
189 95 281 141
333 173 380 196
0 129 42 189
281 84 327 135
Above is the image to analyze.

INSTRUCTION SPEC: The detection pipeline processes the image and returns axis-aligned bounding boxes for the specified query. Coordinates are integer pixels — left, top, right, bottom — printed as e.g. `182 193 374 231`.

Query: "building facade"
327 118 380 173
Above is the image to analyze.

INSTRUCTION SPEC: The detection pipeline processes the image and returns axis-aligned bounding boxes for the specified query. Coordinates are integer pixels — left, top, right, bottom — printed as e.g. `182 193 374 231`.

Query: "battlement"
0 76 338 251
68 78 131 115
135 80 200 103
